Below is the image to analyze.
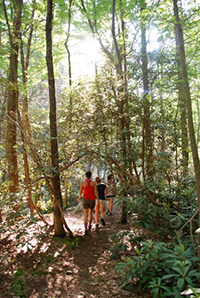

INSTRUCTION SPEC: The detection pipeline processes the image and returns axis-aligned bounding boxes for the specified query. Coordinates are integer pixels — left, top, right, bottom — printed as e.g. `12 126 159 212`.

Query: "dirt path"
0 204 151 298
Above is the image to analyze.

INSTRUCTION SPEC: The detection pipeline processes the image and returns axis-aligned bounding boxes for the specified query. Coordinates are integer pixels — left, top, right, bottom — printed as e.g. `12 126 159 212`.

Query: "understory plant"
13 270 27 297
0 192 51 270
115 239 200 297
114 180 199 297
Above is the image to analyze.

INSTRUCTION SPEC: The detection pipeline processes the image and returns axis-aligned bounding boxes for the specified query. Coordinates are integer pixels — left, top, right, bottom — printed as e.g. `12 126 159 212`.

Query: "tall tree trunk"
140 0 152 179
173 0 200 259
3 0 23 194
20 7 35 217
195 66 200 149
64 0 73 88
0 95 6 222
176 49 189 175
64 0 73 129
120 0 132 178
112 0 128 224
180 88 189 175
46 0 65 237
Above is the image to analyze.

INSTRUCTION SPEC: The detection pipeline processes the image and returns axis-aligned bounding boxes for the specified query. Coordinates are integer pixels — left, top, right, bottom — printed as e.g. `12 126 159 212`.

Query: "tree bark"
20 6 35 217
64 0 73 133
46 0 65 237
173 0 200 259
112 0 128 224
64 0 73 87
3 0 23 194
140 0 152 179
175 46 189 175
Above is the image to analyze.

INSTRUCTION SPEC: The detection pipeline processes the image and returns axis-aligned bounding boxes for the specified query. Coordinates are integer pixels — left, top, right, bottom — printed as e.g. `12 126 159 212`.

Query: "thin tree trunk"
120 0 132 178
195 66 200 148
3 0 23 194
173 0 200 260
18 111 34 216
46 0 65 237
64 180 69 208
112 0 128 224
0 95 7 199
64 0 73 88
176 49 189 175
20 8 35 217
140 0 152 179
64 0 73 136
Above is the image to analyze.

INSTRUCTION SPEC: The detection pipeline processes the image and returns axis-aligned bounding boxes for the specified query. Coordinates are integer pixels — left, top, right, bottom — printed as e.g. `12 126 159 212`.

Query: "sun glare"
70 36 102 79
81 37 101 63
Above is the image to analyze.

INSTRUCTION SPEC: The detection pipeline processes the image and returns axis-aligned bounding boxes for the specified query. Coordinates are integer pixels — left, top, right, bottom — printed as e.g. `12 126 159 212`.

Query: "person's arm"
77 182 83 203
94 184 100 205
113 181 117 195
114 186 117 195
105 186 108 195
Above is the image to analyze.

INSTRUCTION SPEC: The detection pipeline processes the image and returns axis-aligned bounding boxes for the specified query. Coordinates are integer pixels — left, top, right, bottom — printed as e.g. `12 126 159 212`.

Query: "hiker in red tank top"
78 171 100 235
83 179 95 200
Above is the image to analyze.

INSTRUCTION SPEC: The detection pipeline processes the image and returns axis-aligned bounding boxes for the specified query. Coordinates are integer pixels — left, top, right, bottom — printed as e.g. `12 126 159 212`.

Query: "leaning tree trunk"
173 0 200 260
3 0 23 194
46 0 65 237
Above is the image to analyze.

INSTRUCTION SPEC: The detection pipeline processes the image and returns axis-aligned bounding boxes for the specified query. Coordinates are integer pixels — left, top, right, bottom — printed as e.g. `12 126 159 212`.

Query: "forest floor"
0 204 153 298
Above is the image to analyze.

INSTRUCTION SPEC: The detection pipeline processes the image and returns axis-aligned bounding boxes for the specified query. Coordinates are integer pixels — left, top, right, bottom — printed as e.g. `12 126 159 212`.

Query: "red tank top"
83 179 95 200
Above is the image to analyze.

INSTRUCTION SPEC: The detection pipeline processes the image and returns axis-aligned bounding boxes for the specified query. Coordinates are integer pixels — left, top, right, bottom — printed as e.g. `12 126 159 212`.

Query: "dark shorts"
107 196 115 199
83 198 95 210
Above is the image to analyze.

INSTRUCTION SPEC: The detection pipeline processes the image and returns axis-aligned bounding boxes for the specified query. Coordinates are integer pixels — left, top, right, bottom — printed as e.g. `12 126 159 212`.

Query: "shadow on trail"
1 204 135 298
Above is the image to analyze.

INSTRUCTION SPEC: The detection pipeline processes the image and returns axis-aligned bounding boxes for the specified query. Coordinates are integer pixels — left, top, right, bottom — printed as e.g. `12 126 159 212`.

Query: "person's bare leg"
88 209 93 230
95 205 100 229
108 199 111 212
101 205 105 219
95 205 99 224
84 209 88 234
109 198 113 214
107 199 110 214
100 205 106 226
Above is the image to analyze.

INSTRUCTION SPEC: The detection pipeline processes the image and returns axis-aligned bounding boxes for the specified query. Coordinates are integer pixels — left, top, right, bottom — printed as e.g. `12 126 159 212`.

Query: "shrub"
115 240 200 297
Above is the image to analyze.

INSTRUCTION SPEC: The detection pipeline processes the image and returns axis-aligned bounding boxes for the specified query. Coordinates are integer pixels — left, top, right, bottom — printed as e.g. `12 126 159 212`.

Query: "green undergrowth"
13 270 27 298
112 181 199 298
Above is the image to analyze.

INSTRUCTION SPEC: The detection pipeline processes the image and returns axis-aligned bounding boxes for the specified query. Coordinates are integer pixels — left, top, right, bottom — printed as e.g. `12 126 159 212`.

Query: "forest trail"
0 204 151 298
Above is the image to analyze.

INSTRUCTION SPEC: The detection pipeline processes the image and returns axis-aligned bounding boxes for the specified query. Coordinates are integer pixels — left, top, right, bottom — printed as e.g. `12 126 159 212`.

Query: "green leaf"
162 274 177 279
184 266 191 275
177 278 185 289
172 266 182 274
185 277 193 285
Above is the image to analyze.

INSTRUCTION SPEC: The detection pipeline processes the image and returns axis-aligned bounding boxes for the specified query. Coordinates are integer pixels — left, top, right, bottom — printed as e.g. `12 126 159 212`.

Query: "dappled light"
0 205 153 297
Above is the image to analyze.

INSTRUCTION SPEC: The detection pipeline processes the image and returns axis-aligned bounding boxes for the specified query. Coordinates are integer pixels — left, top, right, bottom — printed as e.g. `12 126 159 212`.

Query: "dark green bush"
114 178 199 297
115 240 200 297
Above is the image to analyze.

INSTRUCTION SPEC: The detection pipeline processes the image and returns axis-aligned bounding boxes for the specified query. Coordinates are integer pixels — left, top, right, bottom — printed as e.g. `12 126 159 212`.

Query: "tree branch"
169 208 200 248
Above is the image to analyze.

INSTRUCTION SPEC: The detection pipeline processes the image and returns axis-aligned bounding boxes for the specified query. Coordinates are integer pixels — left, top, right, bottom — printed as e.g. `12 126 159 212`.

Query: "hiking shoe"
85 230 88 235
109 212 113 215
101 218 106 226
